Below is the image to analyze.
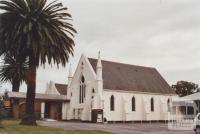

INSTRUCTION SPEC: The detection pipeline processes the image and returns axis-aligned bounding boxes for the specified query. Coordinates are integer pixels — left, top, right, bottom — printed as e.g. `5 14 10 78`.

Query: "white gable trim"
84 54 97 78
70 54 97 86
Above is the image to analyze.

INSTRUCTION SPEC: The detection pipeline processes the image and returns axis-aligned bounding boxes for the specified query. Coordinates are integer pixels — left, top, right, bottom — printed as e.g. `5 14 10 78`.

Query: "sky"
1 0 200 93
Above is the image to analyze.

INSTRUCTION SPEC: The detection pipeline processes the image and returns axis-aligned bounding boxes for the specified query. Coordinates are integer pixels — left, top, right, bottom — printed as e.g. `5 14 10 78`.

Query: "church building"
44 53 176 122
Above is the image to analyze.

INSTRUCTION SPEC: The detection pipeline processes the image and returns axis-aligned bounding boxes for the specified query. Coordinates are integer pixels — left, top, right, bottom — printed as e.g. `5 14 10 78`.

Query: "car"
194 113 200 134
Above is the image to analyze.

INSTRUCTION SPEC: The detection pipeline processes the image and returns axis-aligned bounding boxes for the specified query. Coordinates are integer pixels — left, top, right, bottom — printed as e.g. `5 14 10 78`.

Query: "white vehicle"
194 113 200 134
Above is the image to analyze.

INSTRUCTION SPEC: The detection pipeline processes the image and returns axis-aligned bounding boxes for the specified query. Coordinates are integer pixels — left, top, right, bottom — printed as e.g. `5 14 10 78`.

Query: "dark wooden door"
44 102 50 118
91 109 103 123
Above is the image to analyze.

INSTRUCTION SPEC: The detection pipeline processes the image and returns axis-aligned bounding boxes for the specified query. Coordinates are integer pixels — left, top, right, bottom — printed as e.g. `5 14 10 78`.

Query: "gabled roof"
55 84 68 95
88 58 175 95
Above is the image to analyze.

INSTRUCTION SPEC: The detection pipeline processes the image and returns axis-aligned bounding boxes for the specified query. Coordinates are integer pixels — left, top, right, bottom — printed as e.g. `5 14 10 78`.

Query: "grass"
0 120 112 134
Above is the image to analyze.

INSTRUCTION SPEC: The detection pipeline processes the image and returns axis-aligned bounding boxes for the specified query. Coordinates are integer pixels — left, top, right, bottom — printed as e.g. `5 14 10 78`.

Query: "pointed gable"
88 58 175 94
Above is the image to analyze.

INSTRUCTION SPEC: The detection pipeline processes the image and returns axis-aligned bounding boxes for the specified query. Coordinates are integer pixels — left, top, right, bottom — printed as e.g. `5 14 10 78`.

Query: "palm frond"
0 0 77 67
0 53 28 85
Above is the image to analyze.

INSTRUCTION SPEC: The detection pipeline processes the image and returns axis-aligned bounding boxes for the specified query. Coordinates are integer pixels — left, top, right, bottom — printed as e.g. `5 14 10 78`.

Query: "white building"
44 53 176 122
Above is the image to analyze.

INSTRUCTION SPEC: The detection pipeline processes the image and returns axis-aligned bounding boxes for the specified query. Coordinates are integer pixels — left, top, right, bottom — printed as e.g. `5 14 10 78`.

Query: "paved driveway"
39 121 194 134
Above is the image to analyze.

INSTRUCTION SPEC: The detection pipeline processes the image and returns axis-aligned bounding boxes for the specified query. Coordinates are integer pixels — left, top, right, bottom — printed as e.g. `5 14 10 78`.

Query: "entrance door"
44 102 50 118
56 102 62 120
91 109 103 123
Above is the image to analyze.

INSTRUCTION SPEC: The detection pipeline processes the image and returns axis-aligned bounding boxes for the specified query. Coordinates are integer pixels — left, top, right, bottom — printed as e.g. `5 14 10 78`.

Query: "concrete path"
39 121 194 134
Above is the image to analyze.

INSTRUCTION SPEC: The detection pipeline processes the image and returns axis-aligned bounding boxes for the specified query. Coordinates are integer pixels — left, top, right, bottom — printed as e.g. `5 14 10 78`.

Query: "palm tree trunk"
12 79 20 92
20 53 37 125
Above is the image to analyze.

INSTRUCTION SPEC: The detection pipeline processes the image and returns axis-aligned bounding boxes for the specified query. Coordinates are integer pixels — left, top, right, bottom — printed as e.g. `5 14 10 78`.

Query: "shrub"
0 97 8 127
3 91 9 101
0 107 7 120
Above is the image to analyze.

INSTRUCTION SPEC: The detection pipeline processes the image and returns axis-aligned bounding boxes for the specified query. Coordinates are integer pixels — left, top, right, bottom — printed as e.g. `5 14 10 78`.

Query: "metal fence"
168 114 195 130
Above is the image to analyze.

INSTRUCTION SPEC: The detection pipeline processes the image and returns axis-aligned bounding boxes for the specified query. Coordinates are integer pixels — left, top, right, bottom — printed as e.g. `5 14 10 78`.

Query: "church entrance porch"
44 101 62 120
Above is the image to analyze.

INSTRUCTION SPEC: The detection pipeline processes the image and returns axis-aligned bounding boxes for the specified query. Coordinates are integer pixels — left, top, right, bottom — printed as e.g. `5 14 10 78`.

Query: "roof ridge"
88 57 156 70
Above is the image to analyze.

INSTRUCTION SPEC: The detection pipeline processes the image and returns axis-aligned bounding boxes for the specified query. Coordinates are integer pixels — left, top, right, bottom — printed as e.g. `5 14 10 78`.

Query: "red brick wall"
12 99 41 119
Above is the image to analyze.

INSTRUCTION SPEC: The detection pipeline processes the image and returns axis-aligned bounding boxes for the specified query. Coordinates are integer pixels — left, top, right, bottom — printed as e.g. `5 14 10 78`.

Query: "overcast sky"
1 0 200 93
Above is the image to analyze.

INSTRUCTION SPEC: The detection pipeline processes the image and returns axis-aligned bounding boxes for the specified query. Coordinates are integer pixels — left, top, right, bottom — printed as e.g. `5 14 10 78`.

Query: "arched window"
167 99 170 112
92 88 95 93
110 95 115 111
151 98 154 112
81 75 85 82
79 85 81 103
132 97 136 111
79 75 86 103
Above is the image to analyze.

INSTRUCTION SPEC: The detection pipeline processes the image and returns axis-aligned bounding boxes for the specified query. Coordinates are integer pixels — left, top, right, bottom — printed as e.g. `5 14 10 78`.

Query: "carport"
169 96 198 130
7 92 69 120
182 92 200 113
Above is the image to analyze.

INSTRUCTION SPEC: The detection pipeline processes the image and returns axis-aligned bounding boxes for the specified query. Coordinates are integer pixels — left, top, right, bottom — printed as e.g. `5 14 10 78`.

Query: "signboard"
97 114 103 123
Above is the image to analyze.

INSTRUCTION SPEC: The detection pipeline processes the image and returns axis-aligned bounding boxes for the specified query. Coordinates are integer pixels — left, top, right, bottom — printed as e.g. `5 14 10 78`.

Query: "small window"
110 95 115 111
187 106 194 115
132 97 136 111
92 88 95 93
79 85 81 103
81 76 85 83
151 98 154 112
71 92 72 97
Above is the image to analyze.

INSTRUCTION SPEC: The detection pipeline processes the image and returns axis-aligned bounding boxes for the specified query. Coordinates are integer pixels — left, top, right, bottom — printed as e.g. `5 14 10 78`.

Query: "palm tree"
0 54 28 92
0 0 76 125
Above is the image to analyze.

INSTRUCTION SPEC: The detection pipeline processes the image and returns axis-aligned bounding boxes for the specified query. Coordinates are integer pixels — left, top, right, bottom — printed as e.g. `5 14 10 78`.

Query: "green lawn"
0 120 112 134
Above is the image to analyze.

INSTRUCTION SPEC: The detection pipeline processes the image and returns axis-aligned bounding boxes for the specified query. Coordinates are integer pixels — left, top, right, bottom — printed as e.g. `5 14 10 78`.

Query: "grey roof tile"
88 58 175 94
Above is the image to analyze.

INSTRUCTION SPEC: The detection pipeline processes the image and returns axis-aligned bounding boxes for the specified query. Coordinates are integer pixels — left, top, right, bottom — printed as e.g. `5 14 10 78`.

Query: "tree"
172 81 199 97
0 0 76 125
0 53 28 92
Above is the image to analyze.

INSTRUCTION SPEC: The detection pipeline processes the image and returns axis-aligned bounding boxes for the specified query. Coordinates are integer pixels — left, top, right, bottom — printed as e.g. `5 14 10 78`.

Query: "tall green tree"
0 0 76 125
0 54 28 92
172 81 199 97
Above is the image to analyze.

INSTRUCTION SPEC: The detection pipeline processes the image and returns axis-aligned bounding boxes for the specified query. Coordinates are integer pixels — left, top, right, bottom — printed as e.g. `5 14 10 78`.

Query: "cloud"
1 0 200 92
